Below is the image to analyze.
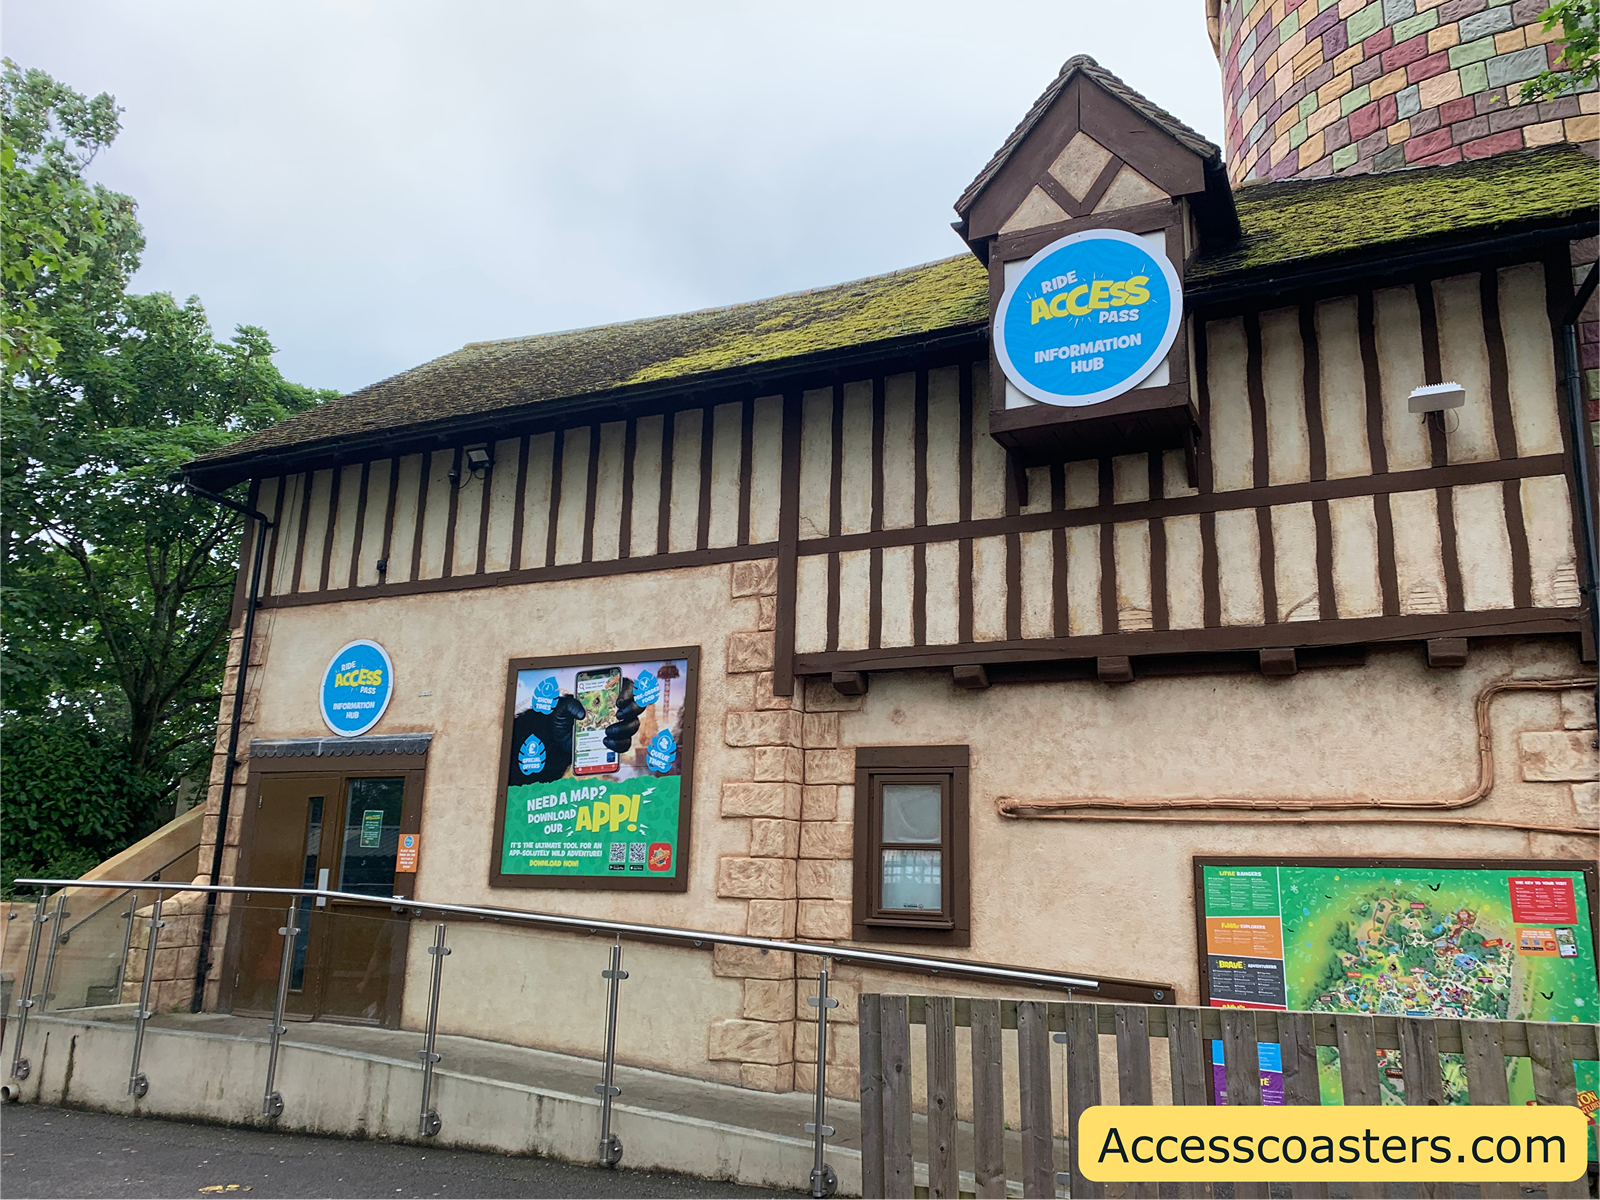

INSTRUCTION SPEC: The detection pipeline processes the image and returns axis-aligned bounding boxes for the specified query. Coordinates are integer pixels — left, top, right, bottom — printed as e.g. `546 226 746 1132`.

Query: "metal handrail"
12 874 1171 1196
57 842 202 940
13 876 1169 998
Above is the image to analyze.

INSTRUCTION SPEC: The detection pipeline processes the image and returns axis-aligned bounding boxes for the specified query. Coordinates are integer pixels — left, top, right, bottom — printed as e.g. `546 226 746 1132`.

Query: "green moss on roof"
622 254 986 385
196 146 1595 474
1191 145 1597 284
199 256 989 467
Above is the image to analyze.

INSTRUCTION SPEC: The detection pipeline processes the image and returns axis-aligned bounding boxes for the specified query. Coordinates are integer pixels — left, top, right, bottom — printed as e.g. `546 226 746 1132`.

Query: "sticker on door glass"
360 809 385 848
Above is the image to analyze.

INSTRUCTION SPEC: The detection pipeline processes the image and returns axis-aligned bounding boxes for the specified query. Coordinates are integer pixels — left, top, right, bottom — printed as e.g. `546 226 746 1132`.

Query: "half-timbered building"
175 49 1597 1097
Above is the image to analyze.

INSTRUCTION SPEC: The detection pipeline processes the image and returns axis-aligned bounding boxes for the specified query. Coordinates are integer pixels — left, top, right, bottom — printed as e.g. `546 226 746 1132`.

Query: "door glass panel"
882 783 942 843
289 796 323 991
319 905 400 1023
338 778 405 896
881 848 942 911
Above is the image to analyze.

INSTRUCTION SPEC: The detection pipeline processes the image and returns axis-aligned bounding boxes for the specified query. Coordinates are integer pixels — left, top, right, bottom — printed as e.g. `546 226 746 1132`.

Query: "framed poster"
490 647 698 892
1194 857 1600 1138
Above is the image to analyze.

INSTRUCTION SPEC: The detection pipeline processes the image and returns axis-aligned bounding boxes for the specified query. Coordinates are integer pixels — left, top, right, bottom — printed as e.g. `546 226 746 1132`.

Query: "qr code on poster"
609 842 627 866
628 842 647 867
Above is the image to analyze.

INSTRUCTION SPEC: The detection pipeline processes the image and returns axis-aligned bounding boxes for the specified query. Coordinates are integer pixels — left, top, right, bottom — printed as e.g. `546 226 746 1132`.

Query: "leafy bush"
1 708 169 894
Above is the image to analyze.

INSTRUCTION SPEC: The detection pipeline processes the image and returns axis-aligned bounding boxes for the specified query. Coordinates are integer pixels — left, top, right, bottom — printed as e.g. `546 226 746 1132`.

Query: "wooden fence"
857 994 1599 1200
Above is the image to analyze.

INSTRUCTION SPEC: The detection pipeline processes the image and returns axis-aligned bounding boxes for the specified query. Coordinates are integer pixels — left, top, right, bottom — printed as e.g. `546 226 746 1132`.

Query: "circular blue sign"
319 639 394 737
993 229 1182 408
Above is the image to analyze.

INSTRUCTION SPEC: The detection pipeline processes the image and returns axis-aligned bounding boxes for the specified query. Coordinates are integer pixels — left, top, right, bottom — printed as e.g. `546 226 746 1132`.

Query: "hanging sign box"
993 228 1183 408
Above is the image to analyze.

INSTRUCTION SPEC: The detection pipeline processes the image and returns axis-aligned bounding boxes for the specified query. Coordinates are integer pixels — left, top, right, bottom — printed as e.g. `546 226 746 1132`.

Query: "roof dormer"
955 56 1237 466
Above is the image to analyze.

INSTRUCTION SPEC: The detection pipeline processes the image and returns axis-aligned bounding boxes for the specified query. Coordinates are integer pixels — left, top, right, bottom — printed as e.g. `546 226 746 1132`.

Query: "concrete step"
2 1010 863 1195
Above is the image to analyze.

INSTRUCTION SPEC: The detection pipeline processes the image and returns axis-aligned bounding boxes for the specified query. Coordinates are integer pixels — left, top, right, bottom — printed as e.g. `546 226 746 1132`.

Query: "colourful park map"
1202 863 1599 1152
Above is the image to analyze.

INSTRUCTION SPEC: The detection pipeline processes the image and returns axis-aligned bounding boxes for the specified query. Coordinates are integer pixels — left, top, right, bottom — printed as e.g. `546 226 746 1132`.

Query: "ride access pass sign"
1199 860 1600 1148
494 651 693 889
992 228 1182 407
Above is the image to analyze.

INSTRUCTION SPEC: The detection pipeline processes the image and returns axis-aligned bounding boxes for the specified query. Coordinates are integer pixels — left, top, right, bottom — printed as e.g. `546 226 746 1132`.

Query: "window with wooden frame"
852 746 969 947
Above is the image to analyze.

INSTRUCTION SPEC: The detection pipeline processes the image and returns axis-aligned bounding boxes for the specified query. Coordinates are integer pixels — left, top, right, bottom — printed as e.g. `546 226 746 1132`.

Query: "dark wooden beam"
1097 656 1134 684
831 670 868 696
1259 647 1298 677
952 664 990 690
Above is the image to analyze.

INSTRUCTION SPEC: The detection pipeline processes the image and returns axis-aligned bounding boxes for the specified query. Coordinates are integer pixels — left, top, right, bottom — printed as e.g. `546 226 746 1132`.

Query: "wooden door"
233 774 337 1019
315 775 407 1024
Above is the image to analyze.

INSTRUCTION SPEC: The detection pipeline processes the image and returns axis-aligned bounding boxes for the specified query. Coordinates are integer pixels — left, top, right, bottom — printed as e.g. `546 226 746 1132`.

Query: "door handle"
317 867 330 907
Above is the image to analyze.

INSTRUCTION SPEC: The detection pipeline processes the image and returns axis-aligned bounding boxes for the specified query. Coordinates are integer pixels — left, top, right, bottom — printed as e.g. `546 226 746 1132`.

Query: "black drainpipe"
1559 262 1599 661
183 480 274 1013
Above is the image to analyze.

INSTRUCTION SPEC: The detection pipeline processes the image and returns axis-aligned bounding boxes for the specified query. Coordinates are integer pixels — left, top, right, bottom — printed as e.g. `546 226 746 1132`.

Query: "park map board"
1199 860 1599 1152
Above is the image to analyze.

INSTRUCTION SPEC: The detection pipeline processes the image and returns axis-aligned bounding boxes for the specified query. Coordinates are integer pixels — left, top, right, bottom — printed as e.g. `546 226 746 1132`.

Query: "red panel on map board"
1508 876 1578 924
1206 999 1290 1011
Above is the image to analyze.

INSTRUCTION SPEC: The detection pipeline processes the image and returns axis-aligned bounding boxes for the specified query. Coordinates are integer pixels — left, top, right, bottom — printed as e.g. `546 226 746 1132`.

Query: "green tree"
2 62 331 889
1520 0 1600 101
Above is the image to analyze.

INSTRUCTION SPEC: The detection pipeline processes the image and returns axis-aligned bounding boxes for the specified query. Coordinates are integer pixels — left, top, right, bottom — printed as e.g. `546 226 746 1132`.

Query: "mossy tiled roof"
200 256 992 468
1191 144 1598 285
954 54 1221 217
197 146 1596 473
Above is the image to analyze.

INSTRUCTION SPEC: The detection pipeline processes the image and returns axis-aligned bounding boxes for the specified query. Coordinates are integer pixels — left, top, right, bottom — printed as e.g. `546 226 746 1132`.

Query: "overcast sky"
4 2 1224 395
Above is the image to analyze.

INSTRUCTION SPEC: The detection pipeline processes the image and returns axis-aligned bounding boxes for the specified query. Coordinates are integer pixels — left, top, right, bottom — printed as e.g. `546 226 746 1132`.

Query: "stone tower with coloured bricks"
1208 0 1599 181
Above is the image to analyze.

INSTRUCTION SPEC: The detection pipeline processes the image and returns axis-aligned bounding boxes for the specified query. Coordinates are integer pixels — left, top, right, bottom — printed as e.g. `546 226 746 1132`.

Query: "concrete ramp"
2 1010 864 1195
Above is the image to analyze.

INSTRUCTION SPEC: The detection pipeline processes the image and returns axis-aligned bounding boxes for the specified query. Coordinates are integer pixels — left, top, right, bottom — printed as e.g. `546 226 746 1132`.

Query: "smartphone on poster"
573 667 622 775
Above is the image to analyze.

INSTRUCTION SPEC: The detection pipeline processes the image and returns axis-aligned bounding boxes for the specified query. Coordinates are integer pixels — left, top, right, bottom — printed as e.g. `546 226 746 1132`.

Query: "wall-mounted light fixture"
1408 382 1466 435
448 444 494 488
1407 382 1466 413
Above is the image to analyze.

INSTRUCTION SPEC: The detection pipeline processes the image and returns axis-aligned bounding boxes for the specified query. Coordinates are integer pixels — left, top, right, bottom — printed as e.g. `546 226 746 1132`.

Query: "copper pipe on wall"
998 674 1597 827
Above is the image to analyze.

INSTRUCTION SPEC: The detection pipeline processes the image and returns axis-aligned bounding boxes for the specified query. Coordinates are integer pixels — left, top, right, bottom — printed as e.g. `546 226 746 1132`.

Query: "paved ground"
1 1104 788 1198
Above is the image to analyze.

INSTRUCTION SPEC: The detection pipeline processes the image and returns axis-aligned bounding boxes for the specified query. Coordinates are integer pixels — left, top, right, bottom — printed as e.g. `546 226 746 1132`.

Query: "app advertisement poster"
493 649 696 891
1198 860 1599 1153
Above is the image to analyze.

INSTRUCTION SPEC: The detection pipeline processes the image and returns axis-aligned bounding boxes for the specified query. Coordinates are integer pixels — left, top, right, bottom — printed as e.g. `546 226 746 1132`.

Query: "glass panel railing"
1 902 28 1018
40 886 142 1014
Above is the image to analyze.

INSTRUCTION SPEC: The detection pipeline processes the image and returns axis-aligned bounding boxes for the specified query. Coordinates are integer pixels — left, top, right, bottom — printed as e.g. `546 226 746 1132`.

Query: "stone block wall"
706 560 862 1095
119 890 208 1014
1216 0 1599 181
1519 685 1597 820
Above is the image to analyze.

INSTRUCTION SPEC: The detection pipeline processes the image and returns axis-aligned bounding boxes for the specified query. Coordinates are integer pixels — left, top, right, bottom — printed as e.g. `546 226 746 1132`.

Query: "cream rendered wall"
357 459 393 588
298 469 333 592
835 638 1594 1008
1500 265 1564 457
1375 285 1431 473
592 420 628 560
1259 307 1310 486
1315 296 1372 479
450 464 486 577
327 463 363 590
748 397 783 545
385 455 422 583
626 420 661 558
1432 274 1500 463
240 563 760 1084
417 450 453 578
234 550 1594 1083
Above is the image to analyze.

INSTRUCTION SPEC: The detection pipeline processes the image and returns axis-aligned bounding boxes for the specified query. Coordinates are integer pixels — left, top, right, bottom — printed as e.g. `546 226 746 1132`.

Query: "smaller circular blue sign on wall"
993 228 1183 408
319 640 395 737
